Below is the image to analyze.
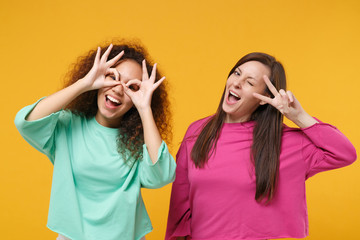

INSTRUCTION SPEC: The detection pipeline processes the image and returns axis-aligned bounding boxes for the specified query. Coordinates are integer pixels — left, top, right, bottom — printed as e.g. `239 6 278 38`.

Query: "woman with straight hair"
15 41 176 240
165 52 356 240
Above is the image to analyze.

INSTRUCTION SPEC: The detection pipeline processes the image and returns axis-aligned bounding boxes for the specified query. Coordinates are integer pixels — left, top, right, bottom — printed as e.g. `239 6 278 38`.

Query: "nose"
233 77 244 89
111 84 124 96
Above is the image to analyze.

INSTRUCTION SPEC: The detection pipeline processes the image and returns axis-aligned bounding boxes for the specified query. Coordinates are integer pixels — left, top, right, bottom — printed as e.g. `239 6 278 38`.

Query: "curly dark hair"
63 40 172 163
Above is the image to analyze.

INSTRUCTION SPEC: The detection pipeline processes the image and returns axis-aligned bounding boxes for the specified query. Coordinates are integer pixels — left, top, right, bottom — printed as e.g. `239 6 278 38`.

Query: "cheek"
244 92 258 102
97 90 103 101
124 95 134 106
97 89 106 101
242 88 262 104
251 85 267 97
225 77 234 86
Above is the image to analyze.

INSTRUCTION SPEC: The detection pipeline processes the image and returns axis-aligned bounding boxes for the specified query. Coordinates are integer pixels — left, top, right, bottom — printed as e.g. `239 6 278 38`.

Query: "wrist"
293 111 318 128
137 106 152 118
75 78 93 93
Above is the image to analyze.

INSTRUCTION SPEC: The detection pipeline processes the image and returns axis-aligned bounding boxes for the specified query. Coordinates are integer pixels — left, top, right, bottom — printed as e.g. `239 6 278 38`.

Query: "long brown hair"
64 40 172 163
191 52 286 202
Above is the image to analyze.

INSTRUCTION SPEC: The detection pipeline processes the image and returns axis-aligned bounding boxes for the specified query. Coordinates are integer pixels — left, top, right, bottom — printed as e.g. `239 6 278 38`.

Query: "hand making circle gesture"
80 44 124 91
122 60 165 112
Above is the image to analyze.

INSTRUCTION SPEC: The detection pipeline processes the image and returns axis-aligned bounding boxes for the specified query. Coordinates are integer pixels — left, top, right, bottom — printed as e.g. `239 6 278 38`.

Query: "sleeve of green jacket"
140 141 176 189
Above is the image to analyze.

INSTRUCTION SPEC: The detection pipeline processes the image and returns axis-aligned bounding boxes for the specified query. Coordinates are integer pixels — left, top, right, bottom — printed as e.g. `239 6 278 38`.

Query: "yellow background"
1 0 359 239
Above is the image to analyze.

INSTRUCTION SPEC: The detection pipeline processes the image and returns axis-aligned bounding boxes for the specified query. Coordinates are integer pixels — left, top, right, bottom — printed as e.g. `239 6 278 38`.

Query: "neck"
224 113 251 123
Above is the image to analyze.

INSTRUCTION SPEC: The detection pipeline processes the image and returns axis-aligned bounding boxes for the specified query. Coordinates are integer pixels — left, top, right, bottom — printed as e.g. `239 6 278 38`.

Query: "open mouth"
228 90 241 103
106 95 121 106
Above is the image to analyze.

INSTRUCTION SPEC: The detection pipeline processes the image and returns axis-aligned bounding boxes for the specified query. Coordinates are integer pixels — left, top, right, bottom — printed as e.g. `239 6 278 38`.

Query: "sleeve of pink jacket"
165 139 192 240
301 121 357 179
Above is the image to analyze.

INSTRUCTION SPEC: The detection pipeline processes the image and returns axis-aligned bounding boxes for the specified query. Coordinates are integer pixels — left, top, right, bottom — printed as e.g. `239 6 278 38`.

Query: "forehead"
114 59 142 77
238 61 271 79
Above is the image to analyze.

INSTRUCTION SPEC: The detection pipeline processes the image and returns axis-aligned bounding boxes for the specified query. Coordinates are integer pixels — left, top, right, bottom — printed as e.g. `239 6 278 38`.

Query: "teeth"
229 91 239 98
107 95 120 104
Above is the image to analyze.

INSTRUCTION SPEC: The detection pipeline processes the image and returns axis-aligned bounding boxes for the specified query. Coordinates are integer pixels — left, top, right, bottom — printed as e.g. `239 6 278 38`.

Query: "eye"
247 80 254 86
129 84 139 91
234 70 240 76
108 74 116 80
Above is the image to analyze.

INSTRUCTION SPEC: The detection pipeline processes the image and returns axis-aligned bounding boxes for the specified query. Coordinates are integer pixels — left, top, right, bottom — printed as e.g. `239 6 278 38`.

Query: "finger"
101 44 113 62
153 76 165 90
94 47 101 65
150 63 157 82
263 75 279 97
279 89 290 107
142 60 149 81
106 68 120 81
107 50 124 67
103 74 122 88
279 89 288 101
279 89 286 96
126 79 142 87
287 90 294 103
253 92 272 104
121 83 134 98
103 80 122 88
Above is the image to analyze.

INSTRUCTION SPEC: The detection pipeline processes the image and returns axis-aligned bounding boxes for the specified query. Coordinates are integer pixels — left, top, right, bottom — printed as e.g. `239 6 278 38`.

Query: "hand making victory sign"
253 75 318 128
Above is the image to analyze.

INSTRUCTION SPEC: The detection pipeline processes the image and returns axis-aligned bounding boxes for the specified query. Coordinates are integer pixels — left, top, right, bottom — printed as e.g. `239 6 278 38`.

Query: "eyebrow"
236 67 257 81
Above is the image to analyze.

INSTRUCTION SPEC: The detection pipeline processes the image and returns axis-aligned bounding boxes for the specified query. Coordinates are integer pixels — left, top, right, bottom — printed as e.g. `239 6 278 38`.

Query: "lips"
227 90 241 104
105 95 121 107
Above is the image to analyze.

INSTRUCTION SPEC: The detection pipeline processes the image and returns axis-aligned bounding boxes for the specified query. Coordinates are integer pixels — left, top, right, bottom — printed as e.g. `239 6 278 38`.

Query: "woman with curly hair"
15 42 176 240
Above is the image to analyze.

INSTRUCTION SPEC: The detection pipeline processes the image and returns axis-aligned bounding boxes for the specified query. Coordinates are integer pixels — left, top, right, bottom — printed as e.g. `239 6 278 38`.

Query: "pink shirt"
166 117 356 240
